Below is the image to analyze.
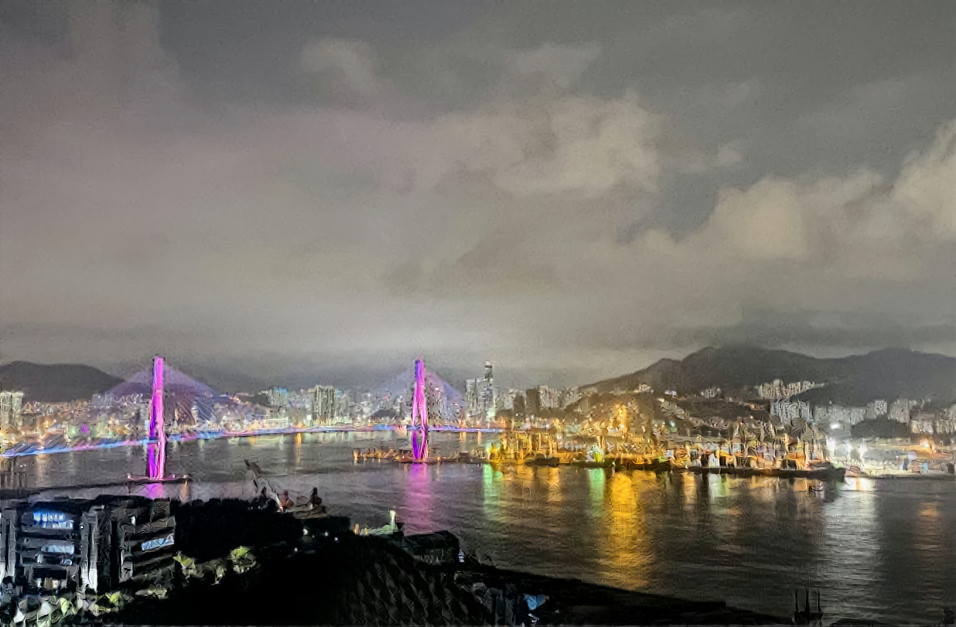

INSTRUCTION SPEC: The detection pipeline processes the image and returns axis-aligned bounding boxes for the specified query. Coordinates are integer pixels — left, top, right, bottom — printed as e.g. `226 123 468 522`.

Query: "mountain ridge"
583 345 956 405
0 361 123 403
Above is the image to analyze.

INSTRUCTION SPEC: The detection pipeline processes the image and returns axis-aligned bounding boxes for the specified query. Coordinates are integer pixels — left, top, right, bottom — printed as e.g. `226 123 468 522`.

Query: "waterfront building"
889 399 918 423
0 497 175 593
262 409 291 429
267 387 290 408
814 404 867 430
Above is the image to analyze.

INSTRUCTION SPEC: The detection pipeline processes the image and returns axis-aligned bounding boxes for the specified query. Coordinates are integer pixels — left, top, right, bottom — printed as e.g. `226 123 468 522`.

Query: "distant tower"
482 361 497 423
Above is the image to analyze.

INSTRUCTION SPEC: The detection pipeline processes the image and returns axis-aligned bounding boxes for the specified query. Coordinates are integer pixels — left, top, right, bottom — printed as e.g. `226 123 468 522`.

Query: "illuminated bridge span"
106 358 222 427
371 361 465 425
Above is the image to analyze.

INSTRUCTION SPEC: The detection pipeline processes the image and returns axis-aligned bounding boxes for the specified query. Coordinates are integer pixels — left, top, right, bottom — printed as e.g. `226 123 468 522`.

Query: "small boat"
624 458 673 472
754 466 846 481
525 455 560 467
570 459 616 469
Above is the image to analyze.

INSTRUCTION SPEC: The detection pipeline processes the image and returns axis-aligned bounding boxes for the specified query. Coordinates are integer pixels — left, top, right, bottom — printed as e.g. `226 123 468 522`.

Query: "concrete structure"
0 497 175 594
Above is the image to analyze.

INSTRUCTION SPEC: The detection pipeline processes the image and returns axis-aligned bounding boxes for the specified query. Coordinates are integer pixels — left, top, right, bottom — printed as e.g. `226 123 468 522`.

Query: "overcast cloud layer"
1 1 954 389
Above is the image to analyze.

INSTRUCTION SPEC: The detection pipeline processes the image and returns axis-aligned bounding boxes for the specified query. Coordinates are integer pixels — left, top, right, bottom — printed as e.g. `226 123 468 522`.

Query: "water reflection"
10 433 956 625
403 463 436 531
586 469 605 516
598 471 651 589
544 467 562 505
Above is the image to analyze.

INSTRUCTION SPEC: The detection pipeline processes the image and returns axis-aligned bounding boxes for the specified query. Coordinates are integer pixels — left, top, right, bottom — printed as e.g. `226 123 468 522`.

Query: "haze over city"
2 1 954 389
5 3 956 625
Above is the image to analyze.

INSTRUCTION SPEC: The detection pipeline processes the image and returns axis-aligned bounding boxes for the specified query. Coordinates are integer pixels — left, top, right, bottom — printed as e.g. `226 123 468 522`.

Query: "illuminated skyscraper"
311 385 336 425
465 361 498 423
0 391 23 427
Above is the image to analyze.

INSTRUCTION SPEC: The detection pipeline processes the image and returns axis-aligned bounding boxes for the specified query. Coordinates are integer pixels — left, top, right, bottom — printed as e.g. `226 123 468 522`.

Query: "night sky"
1 1 954 389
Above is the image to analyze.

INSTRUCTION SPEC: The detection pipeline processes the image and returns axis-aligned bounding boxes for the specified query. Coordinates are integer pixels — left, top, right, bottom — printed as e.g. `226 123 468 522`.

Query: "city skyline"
2 1 955 389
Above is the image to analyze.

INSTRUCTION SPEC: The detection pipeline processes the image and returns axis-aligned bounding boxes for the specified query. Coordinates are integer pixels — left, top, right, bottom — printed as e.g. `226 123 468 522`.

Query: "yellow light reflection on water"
599 471 651 589
682 471 697 509
544 467 562 505
845 477 875 492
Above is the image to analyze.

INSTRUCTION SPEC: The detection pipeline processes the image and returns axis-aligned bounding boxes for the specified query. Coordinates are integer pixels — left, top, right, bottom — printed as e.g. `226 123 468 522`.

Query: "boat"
525 455 561 467
754 466 846 481
687 465 756 477
570 459 617 469
623 458 673 472
396 456 441 464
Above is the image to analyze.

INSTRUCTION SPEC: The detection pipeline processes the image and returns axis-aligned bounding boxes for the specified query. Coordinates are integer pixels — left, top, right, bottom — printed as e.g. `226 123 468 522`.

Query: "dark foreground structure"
110 533 787 625
2 496 791 625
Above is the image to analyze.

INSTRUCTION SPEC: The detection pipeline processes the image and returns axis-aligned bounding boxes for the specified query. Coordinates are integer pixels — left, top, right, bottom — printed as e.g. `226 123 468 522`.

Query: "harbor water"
8 431 956 624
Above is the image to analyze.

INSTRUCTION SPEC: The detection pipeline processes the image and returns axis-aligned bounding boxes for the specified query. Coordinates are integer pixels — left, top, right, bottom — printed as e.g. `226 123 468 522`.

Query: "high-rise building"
335 390 352 423
311 385 336 425
525 388 541 417
464 362 498 423
0 391 24 427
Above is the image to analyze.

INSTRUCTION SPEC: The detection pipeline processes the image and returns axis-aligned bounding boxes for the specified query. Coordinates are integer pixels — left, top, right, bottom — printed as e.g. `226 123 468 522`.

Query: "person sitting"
277 490 294 512
309 488 327 513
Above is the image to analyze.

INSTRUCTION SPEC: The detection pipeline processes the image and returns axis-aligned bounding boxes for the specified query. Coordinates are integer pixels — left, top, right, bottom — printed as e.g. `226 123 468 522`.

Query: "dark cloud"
1 1 954 390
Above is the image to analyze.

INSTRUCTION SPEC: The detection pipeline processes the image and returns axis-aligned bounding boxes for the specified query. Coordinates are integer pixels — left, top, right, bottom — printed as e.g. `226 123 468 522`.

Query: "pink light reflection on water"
402 462 436 532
